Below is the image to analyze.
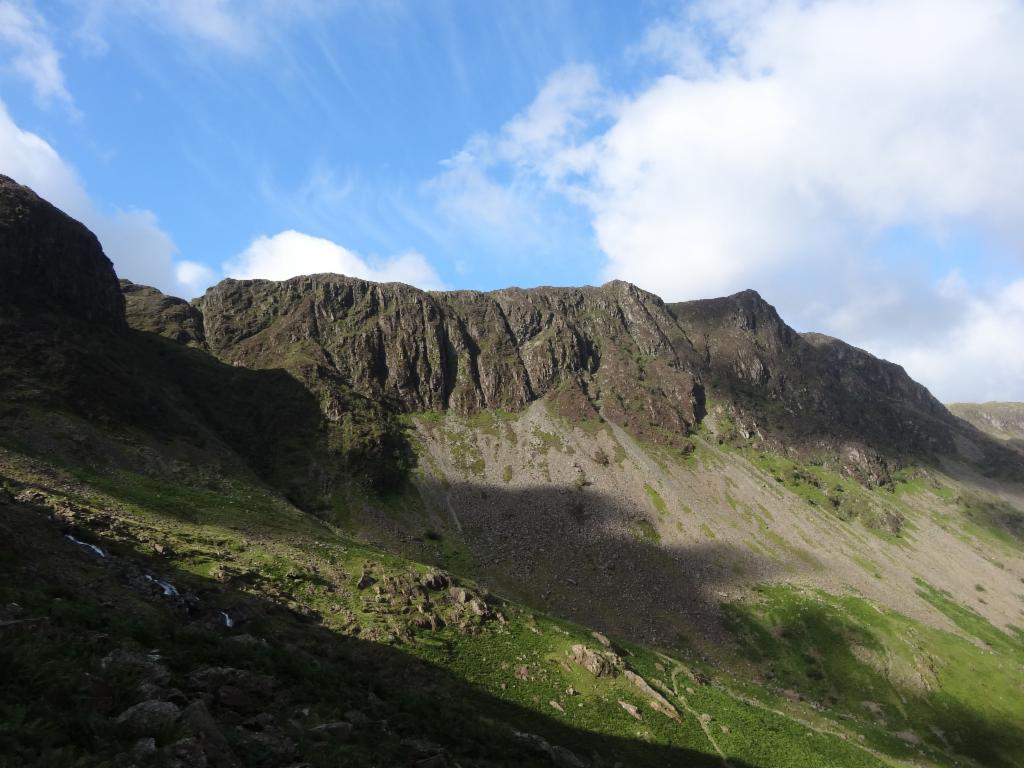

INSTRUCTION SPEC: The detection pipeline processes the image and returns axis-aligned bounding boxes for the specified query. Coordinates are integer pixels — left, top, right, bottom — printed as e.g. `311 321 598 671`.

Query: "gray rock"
180 700 241 768
162 737 208 768
309 721 353 741
131 737 157 758
569 644 618 677
116 700 180 737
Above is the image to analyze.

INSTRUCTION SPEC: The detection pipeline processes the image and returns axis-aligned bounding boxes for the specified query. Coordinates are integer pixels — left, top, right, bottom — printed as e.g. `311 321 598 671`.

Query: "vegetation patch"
720 585 1024 768
643 483 668 518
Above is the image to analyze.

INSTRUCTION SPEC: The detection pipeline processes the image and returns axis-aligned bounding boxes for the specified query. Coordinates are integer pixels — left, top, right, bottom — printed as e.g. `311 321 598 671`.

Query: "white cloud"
0 99 195 294
0 0 71 107
586 0 1024 299
875 279 1024 403
224 229 444 290
174 260 217 297
430 64 602 239
434 0 1024 400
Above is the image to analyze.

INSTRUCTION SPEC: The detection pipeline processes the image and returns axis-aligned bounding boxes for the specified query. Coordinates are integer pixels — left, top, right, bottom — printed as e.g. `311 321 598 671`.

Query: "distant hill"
949 402 1024 447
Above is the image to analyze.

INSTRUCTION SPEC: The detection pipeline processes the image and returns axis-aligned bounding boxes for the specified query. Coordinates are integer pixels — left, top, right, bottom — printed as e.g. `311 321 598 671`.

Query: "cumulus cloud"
174 260 218 297
224 229 444 290
0 99 193 294
587 0 1024 299
0 0 71 107
874 279 1024 403
433 0 1024 400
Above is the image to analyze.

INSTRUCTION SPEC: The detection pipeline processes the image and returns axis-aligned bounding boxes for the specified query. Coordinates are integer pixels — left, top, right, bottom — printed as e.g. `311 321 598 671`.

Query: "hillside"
3 172 1024 768
949 402 1024 452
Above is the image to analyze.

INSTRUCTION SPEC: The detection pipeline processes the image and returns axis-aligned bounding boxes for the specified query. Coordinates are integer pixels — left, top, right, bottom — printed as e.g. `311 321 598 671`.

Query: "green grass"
851 555 884 579
531 426 566 455
643 483 668 518
464 408 520 440
630 519 662 545
721 585 1024 768
443 427 486 477
1 455 901 768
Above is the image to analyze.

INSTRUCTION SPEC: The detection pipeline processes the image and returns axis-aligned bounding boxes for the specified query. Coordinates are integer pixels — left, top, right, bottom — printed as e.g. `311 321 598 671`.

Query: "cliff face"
195 275 705 446
0 175 124 327
185 274 1021 475
668 291 960 466
120 280 206 347
1 171 1015 485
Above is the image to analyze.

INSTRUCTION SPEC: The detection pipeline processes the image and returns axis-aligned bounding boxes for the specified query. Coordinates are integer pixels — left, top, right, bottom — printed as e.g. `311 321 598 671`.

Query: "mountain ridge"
4 172 1024 768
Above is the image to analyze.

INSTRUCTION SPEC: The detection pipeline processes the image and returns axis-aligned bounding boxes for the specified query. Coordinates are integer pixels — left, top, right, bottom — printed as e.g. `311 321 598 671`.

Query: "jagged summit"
1 175 1019 482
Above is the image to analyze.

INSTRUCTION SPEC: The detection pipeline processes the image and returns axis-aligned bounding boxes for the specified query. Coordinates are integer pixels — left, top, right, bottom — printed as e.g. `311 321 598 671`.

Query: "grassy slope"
948 402 1024 443
1 442 900 768
2 320 1022 767
354 407 1024 768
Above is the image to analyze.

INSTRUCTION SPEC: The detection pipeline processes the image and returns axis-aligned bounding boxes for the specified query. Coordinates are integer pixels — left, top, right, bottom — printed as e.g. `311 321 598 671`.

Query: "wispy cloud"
0 0 73 108
428 63 603 240
80 0 346 55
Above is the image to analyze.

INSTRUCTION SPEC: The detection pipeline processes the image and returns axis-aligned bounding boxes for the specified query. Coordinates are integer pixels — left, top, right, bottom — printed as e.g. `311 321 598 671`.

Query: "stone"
180 700 240 767
115 700 180 737
618 701 642 721
551 745 587 768
570 644 617 677
420 569 450 590
401 736 443 757
162 737 207 768
345 709 371 726
231 727 297 768
623 670 679 720
131 737 157 758
309 721 353 741
218 684 259 714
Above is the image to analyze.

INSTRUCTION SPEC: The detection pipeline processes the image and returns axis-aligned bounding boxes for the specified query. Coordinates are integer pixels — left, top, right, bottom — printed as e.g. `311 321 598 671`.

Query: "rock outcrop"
121 280 206 347
195 275 704 446
668 289 963 470
0 174 124 327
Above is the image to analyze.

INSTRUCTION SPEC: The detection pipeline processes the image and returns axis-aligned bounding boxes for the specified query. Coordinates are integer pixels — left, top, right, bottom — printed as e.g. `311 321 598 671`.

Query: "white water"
64 534 105 558
145 575 179 597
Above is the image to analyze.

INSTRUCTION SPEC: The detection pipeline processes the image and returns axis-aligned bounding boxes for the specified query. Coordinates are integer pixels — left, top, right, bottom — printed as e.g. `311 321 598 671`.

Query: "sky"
1 0 1023 403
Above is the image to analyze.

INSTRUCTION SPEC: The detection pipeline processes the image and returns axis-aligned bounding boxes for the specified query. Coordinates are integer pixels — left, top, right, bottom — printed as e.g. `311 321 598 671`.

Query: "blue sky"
1 0 1023 402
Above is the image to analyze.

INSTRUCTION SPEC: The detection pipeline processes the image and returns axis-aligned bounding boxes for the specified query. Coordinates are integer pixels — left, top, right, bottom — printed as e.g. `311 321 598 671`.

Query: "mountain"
3 172 1024 768
949 402 1024 451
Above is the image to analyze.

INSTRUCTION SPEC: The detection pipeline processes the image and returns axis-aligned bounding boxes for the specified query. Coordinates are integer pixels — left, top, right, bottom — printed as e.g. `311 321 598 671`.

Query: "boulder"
618 700 642 721
116 700 180 737
570 644 618 677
